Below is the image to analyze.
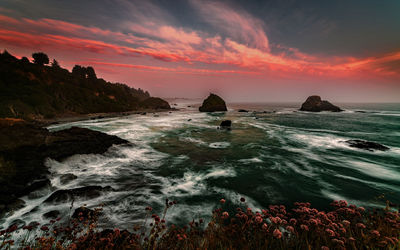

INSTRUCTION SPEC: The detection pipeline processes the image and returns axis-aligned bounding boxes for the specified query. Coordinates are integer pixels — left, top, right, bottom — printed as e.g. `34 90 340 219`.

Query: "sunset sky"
0 0 399 102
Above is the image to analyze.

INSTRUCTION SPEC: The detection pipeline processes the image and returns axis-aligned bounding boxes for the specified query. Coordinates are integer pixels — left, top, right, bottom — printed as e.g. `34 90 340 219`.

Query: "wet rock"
10 219 25 229
43 210 60 219
238 109 249 112
27 221 40 229
300 95 342 112
199 93 227 112
44 186 113 204
72 207 95 219
219 120 232 130
60 174 78 185
6 199 25 212
0 121 128 214
345 140 389 151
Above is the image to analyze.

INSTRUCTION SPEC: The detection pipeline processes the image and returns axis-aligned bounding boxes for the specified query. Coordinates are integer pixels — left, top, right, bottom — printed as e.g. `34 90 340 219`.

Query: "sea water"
2 102 400 229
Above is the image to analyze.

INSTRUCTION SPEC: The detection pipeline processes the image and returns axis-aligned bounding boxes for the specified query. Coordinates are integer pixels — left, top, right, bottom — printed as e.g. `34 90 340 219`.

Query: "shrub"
1 199 399 249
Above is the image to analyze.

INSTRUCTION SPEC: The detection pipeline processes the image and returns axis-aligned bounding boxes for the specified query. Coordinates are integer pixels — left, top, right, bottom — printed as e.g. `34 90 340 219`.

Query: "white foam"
209 142 230 148
238 157 263 164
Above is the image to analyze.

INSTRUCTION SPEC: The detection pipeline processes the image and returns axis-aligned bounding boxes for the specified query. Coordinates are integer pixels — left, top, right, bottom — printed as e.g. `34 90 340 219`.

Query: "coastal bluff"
199 93 227 112
300 95 342 112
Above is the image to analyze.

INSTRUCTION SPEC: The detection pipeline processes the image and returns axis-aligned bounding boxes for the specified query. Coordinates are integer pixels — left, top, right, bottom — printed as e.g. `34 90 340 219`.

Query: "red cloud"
0 13 399 81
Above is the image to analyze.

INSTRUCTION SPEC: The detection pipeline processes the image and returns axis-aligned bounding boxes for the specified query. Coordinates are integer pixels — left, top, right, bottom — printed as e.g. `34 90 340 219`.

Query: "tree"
51 59 60 68
20 57 30 64
72 65 86 78
86 66 97 79
32 52 49 65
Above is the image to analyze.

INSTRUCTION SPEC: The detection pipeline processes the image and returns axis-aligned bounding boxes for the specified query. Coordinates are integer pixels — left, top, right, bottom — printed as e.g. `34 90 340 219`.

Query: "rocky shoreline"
0 118 129 217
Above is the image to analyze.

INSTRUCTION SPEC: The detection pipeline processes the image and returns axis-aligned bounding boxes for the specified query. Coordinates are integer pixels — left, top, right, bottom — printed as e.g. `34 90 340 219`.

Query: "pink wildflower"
321 247 329 250
270 216 281 224
262 223 268 231
371 230 380 237
356 223 366 229
342 220 350 227
222 212 229 219
273 228 282 239
255 216 263 224
286 226 295 233
325 229 335 237
220 199 226 204
300 224 309 231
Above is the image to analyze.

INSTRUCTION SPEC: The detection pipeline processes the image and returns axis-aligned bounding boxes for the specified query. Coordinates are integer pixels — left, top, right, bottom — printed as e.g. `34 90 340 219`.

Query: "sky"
0 0 399 102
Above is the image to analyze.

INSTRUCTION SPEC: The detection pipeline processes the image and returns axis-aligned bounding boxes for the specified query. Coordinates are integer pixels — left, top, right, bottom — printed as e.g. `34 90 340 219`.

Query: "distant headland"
0 50 171 122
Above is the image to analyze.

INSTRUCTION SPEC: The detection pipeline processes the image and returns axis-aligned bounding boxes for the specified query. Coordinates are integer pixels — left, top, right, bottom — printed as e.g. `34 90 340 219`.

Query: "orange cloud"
0 12 398 81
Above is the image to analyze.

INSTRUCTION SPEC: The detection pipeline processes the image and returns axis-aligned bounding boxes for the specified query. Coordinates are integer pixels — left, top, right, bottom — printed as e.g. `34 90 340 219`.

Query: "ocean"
2 102 400 229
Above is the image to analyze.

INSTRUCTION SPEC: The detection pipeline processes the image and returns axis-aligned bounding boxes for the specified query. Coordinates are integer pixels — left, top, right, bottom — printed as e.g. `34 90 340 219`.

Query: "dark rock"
219 120 232 130
43 210 60 219
72 207 95 219
27 221 40 229
10 219 25 229
199 93 227 112
6 199 25 212
345 140 389 151
0 121 127 215
238 109 249 112
44 186 113 204
139 97 171 110
60 174 78 185
300 96 342 112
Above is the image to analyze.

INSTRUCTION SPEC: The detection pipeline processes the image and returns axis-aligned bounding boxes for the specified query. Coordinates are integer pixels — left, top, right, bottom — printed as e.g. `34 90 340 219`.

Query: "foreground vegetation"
0 50 170 120
1 198 399 249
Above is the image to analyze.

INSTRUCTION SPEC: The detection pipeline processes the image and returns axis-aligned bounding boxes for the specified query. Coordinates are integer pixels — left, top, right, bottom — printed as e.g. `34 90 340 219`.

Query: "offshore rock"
199 93 227 112
300 96 342 112
345 139 389 151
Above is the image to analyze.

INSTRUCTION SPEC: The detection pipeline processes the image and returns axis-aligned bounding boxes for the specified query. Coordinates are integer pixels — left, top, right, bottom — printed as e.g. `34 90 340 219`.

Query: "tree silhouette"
51 59 60 68
72 65 86 78
20 57 30 64
86 66 97 79
32 52 49 65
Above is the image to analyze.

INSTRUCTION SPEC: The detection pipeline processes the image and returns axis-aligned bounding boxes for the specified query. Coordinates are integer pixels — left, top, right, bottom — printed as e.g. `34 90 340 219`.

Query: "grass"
1 198 399 249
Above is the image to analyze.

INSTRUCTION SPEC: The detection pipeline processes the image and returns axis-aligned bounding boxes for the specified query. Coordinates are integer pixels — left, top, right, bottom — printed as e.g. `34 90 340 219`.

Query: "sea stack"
199 93 227 112
300 95 342 112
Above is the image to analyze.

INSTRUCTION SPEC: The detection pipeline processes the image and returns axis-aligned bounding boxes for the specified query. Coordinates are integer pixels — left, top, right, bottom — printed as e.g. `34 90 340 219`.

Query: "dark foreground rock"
345 140 389 151
44 186 113 204
199 93 227 112
300 96 342 112
219 120 232 131
238 109 249 112
0 119 128 216
43 210 60 219
60 173 78 185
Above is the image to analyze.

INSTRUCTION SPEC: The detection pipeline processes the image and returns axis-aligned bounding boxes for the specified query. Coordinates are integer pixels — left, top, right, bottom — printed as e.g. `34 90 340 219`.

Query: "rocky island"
199 93 227 112
300 95 342 112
